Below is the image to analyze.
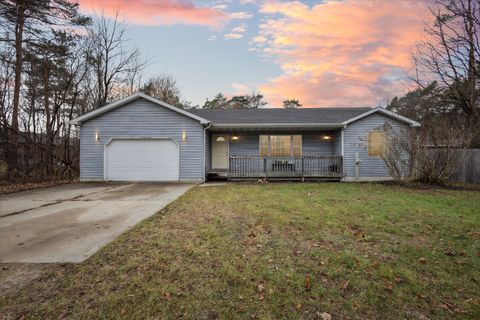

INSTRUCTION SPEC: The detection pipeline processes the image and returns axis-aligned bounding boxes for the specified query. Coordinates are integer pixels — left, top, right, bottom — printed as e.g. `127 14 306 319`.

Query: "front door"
212 134 229 169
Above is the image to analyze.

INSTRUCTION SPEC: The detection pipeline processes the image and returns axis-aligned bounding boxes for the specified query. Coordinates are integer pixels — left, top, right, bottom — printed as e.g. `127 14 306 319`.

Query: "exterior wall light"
95 132 100 142
182 130 187 141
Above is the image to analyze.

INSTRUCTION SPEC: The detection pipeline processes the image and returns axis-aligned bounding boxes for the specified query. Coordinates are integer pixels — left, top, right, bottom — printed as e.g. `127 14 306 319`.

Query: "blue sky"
80 0 429 107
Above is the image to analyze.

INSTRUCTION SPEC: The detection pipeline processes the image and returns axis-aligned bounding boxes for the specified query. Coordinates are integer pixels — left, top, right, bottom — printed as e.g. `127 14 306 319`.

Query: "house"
70 92 420 182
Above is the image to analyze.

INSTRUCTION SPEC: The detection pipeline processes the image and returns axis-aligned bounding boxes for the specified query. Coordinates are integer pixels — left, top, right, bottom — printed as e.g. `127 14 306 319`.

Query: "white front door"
212 134 229 169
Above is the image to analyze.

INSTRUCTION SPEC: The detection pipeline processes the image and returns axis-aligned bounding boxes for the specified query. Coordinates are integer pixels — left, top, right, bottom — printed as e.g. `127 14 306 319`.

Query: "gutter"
202 122 212 182
209 123 344 130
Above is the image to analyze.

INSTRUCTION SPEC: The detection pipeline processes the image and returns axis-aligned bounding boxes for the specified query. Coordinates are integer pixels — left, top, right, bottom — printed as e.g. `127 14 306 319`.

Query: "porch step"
207 171 228 181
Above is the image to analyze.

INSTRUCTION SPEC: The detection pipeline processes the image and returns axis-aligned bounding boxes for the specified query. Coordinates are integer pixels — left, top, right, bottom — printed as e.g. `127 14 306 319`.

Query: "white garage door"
105 138 179 181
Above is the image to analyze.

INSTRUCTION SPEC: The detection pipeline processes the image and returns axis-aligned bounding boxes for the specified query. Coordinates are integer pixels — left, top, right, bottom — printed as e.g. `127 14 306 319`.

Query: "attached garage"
71 93 209 182
104 138 179 181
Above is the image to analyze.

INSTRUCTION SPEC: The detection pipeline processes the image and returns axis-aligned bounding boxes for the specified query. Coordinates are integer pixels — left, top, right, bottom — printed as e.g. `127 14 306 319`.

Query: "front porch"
228 155 343 180
206 131 344 181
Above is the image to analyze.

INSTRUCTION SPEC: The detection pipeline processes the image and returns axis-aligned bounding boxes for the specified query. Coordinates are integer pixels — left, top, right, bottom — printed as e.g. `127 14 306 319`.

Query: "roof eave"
69 93 209 125
341 107 421 127
209 123 345 130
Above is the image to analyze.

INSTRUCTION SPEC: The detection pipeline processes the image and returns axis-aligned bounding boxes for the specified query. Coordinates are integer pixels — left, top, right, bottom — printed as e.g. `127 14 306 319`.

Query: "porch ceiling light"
232 135 239 140
323 135 331 140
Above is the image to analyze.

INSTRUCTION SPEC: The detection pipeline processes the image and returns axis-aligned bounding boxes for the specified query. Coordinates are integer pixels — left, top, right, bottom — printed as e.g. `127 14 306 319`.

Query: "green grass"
1 183 480 319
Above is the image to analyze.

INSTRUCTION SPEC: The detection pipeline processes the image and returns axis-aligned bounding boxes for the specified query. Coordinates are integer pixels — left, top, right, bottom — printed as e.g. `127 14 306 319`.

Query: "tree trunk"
466 0 478 129
8 0 26 178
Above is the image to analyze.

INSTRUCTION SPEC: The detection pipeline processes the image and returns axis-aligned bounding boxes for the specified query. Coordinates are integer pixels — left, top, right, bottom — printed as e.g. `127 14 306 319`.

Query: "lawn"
1 183 479 319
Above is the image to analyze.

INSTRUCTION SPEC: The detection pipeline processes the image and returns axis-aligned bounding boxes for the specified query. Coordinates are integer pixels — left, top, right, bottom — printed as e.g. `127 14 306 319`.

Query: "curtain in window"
259 135 302 157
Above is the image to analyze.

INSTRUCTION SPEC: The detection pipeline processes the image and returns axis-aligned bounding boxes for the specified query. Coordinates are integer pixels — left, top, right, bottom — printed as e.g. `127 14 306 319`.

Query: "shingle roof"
188 107 373 125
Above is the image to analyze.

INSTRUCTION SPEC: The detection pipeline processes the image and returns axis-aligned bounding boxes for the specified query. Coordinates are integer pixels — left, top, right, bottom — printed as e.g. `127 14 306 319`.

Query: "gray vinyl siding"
229 133 259 156
227 132 334 158
303 134 334 155
343 113 408 178
80 98 204 181
332 130 343 155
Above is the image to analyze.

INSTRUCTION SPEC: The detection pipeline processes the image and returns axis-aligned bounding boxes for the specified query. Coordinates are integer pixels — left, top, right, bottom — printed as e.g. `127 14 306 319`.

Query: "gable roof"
69 93 209 125
189 107 371 126
189 106 420 128
70 93 420 128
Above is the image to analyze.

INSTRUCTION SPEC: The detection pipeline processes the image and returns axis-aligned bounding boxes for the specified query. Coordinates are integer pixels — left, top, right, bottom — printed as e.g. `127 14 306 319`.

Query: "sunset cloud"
230 11 254 20
224 32 244 40
79 0 228 28
255 0 429 107
224 24 247 40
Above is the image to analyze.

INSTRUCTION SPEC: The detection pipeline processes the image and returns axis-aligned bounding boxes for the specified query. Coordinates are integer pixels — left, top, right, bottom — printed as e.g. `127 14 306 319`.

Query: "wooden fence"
449 149 480 184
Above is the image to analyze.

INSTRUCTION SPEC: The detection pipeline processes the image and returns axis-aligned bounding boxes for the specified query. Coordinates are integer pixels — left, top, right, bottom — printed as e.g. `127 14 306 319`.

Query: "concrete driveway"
0 183 195 263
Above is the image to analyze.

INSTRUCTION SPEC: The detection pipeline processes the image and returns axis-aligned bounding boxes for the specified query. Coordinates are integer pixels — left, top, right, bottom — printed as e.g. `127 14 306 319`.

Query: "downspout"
202 122 212 182
341 125 345 180
355 152 361 180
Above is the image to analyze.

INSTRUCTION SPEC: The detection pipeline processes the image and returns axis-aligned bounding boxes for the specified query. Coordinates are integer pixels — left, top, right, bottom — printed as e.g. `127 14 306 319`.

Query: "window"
259 135 302 157
259 135 269 157
368 131 386 157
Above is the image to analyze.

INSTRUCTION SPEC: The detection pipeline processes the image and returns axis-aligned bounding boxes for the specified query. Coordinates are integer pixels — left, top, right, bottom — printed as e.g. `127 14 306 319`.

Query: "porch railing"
228 155 343 180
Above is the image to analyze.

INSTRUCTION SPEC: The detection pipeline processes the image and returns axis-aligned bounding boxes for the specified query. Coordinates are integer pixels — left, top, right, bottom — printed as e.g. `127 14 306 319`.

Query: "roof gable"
341 107 420 127
70 93 209 125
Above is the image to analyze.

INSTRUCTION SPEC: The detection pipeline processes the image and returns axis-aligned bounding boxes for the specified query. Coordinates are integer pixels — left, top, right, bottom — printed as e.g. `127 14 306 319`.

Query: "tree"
21 29 88 176
387 81 455 123
140 74 182 107
415 0 480 142
246 92 268 109
382 118 472 184
283 99 302 109
229 95 250 109
203 93 228 109
202 92 267 109
0 0 89 178
86 11 147 108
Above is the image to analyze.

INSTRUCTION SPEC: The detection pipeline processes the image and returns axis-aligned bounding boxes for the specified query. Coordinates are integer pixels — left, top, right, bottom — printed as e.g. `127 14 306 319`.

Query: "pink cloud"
256 0 429 107
79 0 228 28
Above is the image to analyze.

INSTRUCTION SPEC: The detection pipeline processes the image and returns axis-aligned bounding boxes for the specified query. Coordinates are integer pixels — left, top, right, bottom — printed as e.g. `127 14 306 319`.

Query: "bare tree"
415 0 480 134
0 0 89 178
140 74 182 106
0 5 149 182
87 11 147 108
382 118 472 184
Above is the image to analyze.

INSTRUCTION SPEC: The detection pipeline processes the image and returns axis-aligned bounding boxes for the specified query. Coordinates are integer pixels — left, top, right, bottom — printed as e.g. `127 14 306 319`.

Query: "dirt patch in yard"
0 263 60 297
0 180 77 195
378 180 480 192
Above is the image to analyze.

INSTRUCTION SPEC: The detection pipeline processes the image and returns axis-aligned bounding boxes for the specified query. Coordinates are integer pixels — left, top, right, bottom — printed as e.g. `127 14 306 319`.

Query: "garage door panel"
105 139 179 181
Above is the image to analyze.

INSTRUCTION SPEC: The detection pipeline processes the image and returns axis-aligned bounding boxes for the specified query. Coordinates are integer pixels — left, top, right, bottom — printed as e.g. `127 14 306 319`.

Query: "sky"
78 0 430 108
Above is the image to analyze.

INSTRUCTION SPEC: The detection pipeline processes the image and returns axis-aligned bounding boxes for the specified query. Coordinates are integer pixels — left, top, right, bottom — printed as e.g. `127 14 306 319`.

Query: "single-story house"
70 92 420 182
